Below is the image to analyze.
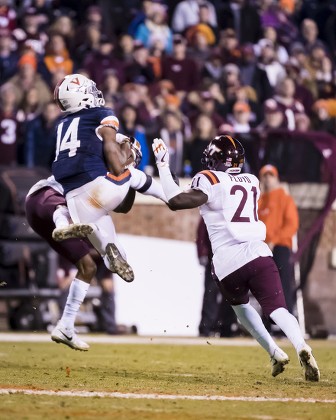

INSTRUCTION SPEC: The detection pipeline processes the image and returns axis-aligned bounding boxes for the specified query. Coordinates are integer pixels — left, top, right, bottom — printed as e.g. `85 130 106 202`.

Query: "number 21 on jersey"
54 117 80 160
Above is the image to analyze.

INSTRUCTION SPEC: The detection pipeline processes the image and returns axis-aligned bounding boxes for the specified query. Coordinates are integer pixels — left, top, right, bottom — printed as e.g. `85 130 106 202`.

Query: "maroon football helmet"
202 135 245 174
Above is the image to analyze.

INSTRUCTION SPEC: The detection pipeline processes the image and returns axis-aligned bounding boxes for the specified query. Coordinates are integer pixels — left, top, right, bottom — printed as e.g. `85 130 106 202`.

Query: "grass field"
0 335 335 419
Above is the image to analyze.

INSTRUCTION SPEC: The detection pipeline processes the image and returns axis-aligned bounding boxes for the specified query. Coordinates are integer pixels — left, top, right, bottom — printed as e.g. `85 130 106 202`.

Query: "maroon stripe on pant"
212 256 287 316
25 187 90 265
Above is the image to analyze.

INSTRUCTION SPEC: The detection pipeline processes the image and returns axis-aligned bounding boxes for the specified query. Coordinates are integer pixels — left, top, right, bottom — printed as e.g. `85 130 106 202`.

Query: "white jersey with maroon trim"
191 170 272 279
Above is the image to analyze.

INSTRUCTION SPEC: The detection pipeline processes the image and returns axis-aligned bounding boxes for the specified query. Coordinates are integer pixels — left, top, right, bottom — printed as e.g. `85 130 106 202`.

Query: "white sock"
60 278 90 330
270 307 307 353
53 206 71 229
232 303 282 356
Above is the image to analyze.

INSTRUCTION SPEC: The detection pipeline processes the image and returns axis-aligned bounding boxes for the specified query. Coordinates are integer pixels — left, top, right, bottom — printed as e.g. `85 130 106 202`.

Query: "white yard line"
0 388 334 404
0 333 260 346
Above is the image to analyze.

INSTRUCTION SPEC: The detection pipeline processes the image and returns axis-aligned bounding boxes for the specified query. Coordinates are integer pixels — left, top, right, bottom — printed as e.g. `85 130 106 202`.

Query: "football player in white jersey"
152 135 320 381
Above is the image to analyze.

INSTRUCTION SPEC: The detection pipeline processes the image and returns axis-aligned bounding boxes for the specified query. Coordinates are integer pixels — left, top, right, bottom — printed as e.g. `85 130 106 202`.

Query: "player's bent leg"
52 223 94 241
232 303 289 377
51 322 89 351
105 243 134 282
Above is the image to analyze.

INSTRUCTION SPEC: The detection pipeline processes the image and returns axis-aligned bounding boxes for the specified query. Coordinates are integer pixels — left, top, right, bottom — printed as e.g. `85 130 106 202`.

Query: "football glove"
129 137 142 168
152 138 169 168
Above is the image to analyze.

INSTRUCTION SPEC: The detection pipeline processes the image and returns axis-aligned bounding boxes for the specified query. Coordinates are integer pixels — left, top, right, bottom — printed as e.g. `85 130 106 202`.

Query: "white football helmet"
54 74 105 113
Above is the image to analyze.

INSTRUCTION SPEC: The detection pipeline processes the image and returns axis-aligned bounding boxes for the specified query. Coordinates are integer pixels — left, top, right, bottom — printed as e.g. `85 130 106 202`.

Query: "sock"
53 206 71 229
60 278 90 330
232 303 282 356
270 307 307 353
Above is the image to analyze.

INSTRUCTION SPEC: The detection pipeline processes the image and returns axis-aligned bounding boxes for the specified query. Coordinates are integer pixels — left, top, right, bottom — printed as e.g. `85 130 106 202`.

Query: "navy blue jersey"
52 107 119 194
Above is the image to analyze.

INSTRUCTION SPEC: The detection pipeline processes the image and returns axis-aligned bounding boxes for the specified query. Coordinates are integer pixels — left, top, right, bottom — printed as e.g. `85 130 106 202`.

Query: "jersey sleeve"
190 170 220 202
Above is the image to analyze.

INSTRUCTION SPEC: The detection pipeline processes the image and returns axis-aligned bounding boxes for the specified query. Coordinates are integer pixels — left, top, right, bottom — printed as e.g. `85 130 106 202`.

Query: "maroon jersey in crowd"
0 110 21 165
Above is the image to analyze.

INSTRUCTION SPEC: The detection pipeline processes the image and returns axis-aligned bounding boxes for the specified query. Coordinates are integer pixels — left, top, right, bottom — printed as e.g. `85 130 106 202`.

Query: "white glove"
116 133 130 144
152 138 169 168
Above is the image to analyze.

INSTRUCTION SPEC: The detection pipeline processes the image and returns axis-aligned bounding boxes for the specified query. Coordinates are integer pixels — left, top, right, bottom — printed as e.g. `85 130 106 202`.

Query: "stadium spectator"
0 28 19 85
0 83 22 166
238 43 273 105
6 51 52 108
283 57 315 116
256 38 286 88
12 7 49 56
299 18 327 53
185 23 215 71
83 36 125 88
17 86 44 123
258 164 299 316
43 32 74 77
161 34 200 94
227 100 252 133
100 69 122 109
311 100 336 136
154 110 190 177
22 101 60 169
47 15 76 55
125 41 156 85
134 2 173 54
72 23 101 68
261 26 289 64
186 2 219 45
258 0 298 48
218 0 262 44
201 48 223 82
271 77 307 130
218 28 241 65
185 113 216 176
0 0 17 32
115 33 135 64
152 135 320 382
128 0 158 38
257 99 286 130
171 0 217 34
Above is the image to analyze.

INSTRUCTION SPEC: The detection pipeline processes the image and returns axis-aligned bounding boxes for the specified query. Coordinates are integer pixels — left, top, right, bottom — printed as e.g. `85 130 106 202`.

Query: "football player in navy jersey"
48 74 168 349
152 135 320 382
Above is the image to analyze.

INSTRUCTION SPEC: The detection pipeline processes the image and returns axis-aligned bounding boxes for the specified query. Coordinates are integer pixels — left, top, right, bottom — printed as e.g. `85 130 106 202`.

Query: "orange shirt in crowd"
258 187 299 248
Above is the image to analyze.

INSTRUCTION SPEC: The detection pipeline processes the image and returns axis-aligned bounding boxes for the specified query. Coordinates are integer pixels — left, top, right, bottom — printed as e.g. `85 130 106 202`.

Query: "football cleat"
298 347 320 382
51 323 89 351
105 243 134 282
271 348 290 377
52 223 94 242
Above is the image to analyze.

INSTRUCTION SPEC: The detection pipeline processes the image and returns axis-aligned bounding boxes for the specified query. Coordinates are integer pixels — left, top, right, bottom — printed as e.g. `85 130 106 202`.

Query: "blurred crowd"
1 0 336 177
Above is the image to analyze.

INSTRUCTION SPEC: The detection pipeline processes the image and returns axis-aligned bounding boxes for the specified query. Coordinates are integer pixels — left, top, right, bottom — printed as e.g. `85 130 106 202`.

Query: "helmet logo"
71 77 80 85
208 144 221 155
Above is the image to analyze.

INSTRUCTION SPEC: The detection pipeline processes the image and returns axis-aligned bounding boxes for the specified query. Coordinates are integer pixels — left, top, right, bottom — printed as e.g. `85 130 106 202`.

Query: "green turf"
0 338 335 419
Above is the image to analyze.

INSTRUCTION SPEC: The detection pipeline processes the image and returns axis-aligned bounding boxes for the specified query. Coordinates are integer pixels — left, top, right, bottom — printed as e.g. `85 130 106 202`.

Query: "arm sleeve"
130 167 168 202
157 166 183 200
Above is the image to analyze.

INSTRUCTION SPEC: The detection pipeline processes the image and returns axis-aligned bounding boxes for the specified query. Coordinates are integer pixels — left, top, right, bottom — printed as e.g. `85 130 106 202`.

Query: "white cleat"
51 324 89 351
271 348 290 377
298 347 320 382
52 223 94 242
105 243 134 282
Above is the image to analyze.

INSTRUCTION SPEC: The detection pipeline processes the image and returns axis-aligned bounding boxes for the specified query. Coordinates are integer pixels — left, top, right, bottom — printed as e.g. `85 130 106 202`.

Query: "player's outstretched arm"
152 138 207 210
